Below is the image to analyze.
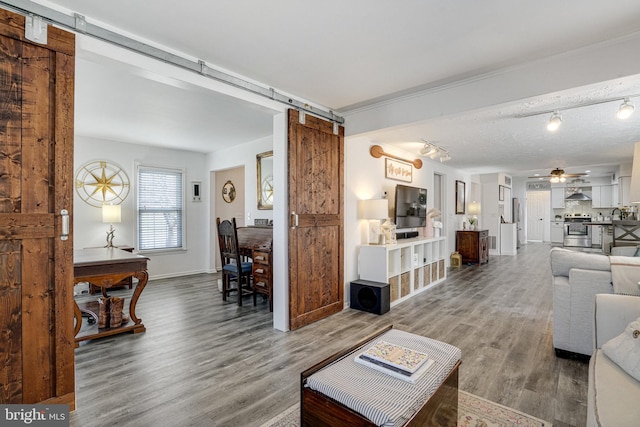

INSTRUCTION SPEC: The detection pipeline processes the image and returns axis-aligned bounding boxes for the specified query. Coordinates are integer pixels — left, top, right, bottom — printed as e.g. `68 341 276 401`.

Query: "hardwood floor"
70 242 587 427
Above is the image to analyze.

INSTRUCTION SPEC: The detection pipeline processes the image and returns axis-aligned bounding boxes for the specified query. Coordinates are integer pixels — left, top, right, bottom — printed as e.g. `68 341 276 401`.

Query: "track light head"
617 98 635 119
420 143 437 156
547 112 562 132
419 140 451 162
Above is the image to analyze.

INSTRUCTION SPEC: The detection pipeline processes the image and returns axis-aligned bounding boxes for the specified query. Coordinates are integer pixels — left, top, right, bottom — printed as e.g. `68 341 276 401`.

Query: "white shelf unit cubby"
358 236 447 307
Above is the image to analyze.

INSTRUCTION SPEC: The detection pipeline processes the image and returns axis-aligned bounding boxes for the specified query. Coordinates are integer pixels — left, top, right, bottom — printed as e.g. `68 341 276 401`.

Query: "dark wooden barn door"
288 109 344 330
0 9 75 407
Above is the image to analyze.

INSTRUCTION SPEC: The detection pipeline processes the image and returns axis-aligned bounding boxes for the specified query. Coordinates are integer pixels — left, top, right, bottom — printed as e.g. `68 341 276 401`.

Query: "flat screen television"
394 184 427 228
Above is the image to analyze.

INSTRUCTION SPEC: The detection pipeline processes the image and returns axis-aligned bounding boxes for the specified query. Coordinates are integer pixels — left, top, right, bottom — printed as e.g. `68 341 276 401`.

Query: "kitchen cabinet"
619 177 631 206
551 187 565 209
551 221 564 244
592 225 602 247
500 223 517 255
592 185 614 208
456 230 489 264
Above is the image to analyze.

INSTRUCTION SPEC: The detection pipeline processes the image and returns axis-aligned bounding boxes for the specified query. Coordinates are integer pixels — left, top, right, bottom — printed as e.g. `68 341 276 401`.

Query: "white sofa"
550 246 636 357
587 293 640 426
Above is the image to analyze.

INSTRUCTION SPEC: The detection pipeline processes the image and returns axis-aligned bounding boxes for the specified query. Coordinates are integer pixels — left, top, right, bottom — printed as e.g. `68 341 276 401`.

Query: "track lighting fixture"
419 140 451 162
419 143 438 156
617 98 635 119
547 111 562 132
517 94 639 130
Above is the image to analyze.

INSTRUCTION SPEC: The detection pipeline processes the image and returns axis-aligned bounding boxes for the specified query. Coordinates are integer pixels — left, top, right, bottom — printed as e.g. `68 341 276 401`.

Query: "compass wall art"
75 160 130 207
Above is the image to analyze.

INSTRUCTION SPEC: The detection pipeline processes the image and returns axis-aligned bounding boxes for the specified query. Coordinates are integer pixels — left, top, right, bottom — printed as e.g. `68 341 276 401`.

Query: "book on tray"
354 340 435 383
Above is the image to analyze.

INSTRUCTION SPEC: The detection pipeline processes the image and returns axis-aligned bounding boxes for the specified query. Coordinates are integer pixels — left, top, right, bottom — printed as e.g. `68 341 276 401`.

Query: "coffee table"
301 326 461 426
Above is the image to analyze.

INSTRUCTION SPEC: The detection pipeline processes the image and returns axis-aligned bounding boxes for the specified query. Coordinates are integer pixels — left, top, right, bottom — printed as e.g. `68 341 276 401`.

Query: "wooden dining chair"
216 217 256 306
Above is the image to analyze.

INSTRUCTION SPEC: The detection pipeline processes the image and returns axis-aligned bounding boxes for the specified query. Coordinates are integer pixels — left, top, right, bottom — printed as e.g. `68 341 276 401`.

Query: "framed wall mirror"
455 180 466 214
257 151 273 210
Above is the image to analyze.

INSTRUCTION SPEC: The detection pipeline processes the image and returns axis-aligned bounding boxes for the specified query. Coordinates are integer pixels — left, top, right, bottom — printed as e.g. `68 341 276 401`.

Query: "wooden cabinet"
456 230 489 265
252 249 273 311
359 237 447 306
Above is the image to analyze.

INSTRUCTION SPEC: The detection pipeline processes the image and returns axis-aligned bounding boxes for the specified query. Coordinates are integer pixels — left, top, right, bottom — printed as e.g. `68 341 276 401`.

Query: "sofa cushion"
550 247 610 277
589 350 640 427
609 256 640 295
602 315 640 382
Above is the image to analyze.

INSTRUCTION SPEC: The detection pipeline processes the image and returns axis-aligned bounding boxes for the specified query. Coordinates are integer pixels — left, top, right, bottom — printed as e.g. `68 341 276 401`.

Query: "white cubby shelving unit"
358 236 447 307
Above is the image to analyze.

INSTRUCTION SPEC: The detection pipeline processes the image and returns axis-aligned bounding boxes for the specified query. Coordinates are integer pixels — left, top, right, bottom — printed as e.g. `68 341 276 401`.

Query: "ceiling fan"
528 168 588 182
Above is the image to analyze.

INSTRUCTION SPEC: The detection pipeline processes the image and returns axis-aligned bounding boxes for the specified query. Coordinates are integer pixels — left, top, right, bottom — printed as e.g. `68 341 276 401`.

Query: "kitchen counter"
584 222 613 226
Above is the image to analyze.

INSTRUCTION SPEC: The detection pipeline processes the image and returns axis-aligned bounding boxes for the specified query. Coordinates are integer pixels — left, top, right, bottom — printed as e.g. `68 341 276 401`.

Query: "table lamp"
102 204 122 248
358 199 389 244
467 201 480 229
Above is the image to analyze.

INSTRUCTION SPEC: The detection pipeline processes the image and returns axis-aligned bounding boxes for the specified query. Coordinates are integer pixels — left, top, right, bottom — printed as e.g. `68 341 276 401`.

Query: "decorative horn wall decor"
369 145 423 169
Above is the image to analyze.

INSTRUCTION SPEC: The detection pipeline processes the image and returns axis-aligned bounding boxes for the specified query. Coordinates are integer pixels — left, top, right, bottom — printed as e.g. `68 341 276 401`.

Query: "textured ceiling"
28 0 640 176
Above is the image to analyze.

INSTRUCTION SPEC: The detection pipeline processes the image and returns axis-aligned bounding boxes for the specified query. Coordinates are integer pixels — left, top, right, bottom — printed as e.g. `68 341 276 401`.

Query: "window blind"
137 166 184 251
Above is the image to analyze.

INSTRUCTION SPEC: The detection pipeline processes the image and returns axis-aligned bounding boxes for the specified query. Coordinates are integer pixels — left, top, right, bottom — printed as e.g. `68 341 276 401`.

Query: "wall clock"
222 180 236 203
75 160 130 207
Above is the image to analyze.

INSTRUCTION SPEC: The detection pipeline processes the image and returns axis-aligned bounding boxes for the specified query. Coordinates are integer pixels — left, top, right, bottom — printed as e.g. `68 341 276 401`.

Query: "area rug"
260 391 551 427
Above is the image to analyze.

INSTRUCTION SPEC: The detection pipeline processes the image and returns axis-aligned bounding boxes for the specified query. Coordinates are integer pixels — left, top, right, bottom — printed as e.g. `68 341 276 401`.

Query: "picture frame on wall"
499 185 505 201
455 180 466 214
385 158 413 182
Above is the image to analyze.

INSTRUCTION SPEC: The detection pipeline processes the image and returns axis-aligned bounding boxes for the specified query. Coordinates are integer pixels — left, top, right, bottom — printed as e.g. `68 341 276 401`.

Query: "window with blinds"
137 166 185 251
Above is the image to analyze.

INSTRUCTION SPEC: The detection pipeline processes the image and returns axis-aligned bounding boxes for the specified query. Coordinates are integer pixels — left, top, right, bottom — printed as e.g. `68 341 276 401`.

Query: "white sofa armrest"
594 294 640 349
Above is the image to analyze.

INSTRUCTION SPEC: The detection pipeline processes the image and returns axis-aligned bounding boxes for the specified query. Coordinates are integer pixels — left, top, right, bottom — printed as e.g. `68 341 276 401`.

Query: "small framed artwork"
455 180 466 214
499 185 505 201
385 158 412 182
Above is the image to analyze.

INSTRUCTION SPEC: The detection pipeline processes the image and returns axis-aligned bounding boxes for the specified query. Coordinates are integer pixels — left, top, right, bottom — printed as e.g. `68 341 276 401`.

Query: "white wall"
74 136 209 279
345 137 473 305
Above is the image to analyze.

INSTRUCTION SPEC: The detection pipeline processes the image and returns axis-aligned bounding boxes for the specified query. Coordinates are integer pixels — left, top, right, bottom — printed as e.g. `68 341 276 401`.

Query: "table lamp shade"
468 201 480 215
358 199 389 220
102 204 122 223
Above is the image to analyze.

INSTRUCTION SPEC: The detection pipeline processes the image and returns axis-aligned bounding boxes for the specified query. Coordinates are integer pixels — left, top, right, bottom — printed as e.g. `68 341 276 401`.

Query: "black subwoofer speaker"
350 280 390 315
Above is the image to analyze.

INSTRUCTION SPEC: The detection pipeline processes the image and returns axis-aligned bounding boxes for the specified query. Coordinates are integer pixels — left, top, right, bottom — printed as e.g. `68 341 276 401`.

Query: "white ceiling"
32 0 640 177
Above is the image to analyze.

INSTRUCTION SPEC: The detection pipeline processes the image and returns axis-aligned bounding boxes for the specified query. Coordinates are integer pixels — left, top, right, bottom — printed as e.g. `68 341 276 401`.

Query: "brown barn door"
288 109 344 330
0 9 75 407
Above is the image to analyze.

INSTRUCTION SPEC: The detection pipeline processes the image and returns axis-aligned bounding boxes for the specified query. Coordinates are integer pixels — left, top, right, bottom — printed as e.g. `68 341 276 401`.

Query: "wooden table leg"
129 270 149 327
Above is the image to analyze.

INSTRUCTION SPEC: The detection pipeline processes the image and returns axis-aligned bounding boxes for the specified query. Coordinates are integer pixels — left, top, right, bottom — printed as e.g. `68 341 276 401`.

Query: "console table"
73 248 149 345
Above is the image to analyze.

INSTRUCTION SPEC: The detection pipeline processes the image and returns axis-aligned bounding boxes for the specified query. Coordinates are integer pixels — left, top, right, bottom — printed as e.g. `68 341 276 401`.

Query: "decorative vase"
381 219 397 244
424 216 434 238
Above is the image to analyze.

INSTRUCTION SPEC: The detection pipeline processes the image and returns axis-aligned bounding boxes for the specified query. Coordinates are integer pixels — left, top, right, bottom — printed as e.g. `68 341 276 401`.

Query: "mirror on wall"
257 151 273 210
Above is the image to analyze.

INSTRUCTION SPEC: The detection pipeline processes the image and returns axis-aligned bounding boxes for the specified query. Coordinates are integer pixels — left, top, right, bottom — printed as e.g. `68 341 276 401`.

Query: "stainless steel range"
563 213 592 248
